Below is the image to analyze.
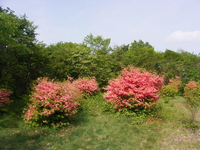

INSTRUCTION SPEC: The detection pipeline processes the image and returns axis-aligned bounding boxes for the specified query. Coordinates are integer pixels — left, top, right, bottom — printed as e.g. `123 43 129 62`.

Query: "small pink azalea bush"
73 77 99 96
184 81 200 122
23 78 82 128
104 66 163 115
160 76 181 97
0 88 12 107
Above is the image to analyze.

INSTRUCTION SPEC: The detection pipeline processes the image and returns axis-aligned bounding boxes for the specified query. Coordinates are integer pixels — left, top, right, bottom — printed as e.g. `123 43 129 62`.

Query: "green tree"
83 34 115 88
83 34 111 55
180 51 200 82
109 44 129 73
158 50 200 86
0 7 47 96
124 40 158 71
44 42 92 80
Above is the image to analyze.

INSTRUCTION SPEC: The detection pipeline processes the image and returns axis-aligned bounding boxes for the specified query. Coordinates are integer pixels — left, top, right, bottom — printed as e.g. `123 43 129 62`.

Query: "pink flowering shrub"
73 78 99 96
160 76 181 98
184 81 200 123
62 80 83 101
104 66 163 114
0 88 12 107
23 78 82 128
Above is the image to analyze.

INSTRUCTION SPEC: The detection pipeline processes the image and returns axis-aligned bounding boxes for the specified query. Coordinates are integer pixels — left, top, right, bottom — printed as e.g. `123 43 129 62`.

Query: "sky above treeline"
1 0 200 54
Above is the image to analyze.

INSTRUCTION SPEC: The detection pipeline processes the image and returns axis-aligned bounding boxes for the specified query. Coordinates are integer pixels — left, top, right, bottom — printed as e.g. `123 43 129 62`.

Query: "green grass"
0 94 199 150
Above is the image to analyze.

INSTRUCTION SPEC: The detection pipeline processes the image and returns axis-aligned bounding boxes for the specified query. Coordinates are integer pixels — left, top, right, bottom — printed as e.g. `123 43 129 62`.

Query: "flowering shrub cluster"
73 78 99 96
184 81 200 122
160 76 181 97
24 78 82 128
0 88 12 107
104 66 163 114
62 80 83 101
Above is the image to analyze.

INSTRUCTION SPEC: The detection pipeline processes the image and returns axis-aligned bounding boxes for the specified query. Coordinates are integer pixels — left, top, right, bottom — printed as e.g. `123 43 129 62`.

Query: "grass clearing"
0 94 199 150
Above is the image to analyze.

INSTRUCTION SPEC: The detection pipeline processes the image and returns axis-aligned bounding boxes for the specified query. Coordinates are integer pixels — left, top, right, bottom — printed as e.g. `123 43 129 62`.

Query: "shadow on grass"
70 110 92 127
0 97 45 150
0 94 30 128
0 102 25 129
0 114 22 129
0 131 44 150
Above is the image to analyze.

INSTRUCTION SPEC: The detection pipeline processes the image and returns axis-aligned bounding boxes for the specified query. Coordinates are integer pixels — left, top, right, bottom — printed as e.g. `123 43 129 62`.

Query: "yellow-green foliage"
161 76 181 97
160 85 179 97
184 81 200 123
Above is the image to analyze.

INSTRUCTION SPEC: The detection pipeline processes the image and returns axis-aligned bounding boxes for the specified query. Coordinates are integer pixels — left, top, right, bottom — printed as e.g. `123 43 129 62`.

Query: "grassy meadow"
0 94 199 150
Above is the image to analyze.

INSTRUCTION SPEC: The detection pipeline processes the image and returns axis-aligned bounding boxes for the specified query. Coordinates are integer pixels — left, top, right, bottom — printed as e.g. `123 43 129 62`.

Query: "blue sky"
1 0 200 54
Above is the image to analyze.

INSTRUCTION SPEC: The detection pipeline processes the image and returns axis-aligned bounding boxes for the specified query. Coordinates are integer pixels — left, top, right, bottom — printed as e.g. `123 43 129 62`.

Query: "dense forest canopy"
0 7 200 98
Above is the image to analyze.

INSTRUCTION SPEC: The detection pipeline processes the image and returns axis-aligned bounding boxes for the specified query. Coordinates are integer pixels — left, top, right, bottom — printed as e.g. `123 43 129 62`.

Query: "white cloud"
166 30 200 42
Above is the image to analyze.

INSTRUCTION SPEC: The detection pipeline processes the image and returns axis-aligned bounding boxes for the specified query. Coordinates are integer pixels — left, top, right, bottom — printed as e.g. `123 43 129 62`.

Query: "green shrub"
80 93 115 115
184 81 200 123
160 76 181 98
160 85 179 98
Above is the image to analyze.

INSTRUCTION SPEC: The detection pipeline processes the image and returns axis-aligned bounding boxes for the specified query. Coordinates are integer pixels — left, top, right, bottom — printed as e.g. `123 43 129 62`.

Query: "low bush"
0 88 12 109
80 93 115 115
23 78 82 128
160 76 181 98
104 66 163 115
160 85 178 97
184 81 200 123
73 77 99 96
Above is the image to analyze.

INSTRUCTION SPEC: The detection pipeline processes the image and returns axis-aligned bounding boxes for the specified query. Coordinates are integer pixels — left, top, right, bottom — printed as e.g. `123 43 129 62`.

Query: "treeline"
0 7 200 98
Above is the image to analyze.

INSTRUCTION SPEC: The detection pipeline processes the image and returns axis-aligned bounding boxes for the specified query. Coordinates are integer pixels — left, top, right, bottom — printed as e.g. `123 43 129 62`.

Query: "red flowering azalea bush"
73 78 99 96
104 66 163 115
184 81 200 123
24 78 82 128
161 76 181 98
0 88 12 108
